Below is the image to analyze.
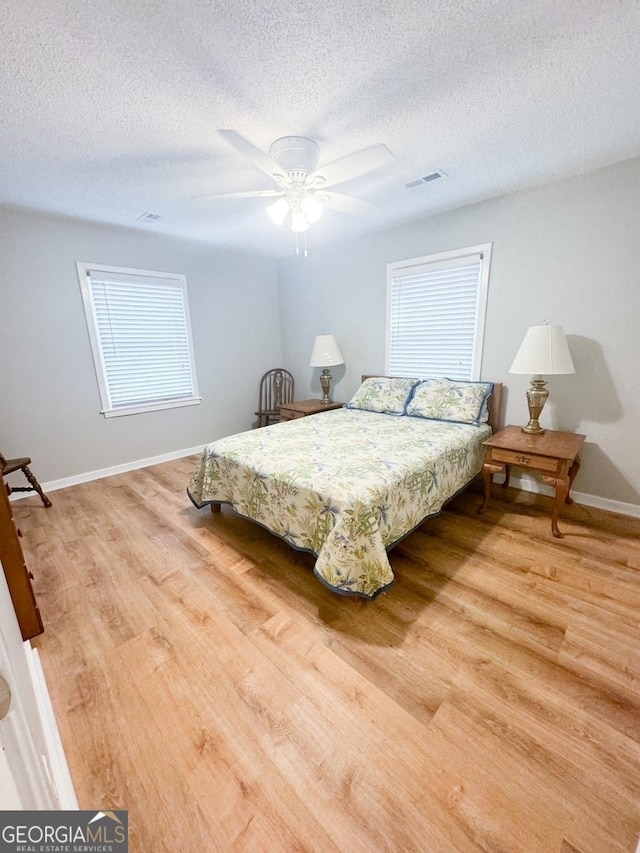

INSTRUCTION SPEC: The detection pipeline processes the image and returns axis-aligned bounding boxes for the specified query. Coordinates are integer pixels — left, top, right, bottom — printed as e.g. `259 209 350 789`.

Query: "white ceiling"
2 0 640 258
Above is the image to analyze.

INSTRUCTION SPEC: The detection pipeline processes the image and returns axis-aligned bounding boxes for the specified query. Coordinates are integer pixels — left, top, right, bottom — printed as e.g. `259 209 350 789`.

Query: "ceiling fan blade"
322 192 377 216
310 144 393 189
218 130 285 180
191 189 284 201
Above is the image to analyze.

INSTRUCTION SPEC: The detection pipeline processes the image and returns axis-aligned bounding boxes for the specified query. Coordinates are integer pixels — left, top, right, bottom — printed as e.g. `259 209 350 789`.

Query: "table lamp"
309 334 344 404
509 324 575 434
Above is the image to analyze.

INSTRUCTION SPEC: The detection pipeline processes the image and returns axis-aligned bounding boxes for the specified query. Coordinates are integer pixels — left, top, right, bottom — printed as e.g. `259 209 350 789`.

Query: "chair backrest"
258 369 294 413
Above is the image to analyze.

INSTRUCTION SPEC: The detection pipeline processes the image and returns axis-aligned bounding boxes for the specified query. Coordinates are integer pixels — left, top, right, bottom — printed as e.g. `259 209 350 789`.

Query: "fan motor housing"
270 136 320 176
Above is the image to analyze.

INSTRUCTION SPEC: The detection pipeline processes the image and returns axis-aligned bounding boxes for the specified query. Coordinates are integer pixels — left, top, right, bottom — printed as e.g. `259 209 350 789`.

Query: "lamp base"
522 422 546 435
521 378 548 435
319 368 333 404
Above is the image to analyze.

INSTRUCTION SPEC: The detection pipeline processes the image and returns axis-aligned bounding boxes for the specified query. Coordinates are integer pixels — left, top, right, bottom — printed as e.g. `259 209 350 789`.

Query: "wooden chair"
255 368 294 427
0 452 52 507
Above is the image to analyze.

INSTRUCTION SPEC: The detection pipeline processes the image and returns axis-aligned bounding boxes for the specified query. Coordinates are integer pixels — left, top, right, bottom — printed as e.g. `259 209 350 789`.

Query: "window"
77 262 201 418
386 244 491 381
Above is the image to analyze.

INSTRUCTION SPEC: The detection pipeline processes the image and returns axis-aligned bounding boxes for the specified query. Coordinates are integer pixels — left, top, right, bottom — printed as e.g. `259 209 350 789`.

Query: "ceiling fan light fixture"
301 195 323 223
215 132 391 253
266 197 289 226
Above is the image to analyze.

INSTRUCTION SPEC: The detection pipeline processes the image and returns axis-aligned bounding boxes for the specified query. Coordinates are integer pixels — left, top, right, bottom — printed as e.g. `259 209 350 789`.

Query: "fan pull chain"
294 232 309 257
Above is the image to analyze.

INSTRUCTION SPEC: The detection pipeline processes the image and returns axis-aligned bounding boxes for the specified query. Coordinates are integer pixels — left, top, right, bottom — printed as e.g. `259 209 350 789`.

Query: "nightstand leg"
550 476 569 538
501 464 511 490
566 454 581 505
478 462 504 514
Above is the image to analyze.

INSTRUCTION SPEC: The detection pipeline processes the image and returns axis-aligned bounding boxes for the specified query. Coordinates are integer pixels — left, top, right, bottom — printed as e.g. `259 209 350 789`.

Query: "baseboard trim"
9 445 206 499
508 474 640 520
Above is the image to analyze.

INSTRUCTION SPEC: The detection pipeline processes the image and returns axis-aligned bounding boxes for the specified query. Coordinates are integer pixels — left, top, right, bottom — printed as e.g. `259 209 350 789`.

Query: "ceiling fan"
196 131 393 250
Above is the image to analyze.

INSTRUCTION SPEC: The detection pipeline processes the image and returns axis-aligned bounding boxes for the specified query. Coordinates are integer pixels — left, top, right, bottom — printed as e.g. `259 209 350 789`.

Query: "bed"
188 376 502 599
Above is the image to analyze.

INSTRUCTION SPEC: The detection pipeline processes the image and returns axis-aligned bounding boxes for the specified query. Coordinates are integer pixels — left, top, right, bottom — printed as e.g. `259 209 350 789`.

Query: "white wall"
278 157 640 508
0 208 281 482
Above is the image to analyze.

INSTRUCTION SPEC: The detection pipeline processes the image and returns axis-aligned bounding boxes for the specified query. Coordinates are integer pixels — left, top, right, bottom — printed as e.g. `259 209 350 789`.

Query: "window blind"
84 268 198 414
388 253 484 381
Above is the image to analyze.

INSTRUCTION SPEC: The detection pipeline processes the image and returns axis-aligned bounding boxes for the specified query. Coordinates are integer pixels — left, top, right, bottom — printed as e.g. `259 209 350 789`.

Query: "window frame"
385 243 492 381
77 261 201 418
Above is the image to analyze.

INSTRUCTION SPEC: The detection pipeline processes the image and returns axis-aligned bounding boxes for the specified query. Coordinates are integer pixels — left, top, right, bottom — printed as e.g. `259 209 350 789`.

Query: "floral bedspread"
188 409 491 598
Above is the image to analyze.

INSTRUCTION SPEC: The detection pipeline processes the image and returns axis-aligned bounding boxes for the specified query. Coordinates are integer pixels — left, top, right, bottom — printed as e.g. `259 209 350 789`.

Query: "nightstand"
478 425 585 538
279 399 344 422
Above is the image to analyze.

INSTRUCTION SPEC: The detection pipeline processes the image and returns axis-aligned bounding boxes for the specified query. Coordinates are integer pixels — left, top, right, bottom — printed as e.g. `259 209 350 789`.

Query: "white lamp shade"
309 334 344 367
301 196 323 224
267 193 324 232
509 324 575 375
266 197 289 226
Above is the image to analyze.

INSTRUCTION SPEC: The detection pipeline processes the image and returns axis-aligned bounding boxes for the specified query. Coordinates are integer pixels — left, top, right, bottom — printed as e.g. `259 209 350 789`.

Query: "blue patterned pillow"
405 379 493 426
347 377 419 416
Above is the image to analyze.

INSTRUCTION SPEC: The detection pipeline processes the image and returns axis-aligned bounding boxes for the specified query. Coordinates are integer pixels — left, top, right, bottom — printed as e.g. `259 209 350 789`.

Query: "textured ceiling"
2 0 640 258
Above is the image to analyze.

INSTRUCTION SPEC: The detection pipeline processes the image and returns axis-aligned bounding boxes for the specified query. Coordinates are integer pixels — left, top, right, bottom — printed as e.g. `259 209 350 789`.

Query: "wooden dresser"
0 480 43 639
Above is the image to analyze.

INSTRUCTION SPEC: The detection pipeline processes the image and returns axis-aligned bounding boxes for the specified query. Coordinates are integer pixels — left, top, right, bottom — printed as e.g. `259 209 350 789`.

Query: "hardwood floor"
13 458 640 852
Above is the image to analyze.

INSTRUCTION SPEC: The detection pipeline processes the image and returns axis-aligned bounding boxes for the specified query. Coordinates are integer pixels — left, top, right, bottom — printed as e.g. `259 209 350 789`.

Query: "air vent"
136 211 162 222
405 170 447 189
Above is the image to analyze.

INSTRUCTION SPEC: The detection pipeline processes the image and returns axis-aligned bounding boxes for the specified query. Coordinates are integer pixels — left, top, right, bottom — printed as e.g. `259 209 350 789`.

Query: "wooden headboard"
361 375 503 433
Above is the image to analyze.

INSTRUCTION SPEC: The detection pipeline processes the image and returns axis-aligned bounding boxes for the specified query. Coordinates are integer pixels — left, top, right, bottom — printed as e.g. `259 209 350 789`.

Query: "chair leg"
21 464 52 508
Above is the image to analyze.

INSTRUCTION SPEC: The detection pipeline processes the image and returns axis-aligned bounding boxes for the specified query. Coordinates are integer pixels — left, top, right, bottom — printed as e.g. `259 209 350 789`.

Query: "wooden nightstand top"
484 425 585 461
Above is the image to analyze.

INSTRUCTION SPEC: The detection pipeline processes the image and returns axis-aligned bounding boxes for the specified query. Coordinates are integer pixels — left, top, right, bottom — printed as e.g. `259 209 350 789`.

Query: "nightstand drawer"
491 448 561 473
279 408 305 422
279 400 344 421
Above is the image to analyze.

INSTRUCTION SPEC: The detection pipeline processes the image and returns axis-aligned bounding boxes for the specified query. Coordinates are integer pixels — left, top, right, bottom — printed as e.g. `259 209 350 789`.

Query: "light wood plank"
12 460 640 852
